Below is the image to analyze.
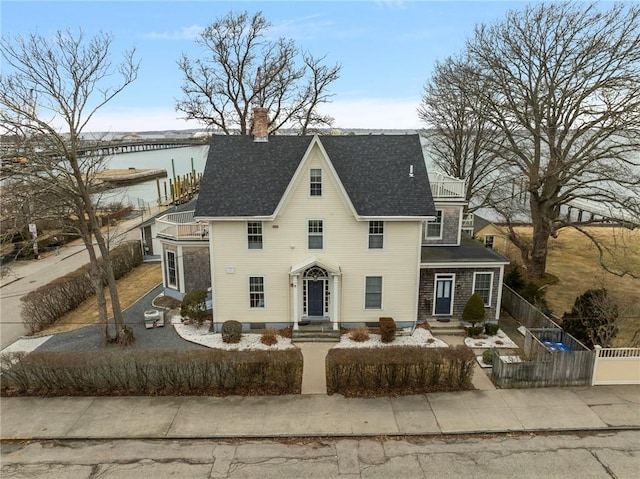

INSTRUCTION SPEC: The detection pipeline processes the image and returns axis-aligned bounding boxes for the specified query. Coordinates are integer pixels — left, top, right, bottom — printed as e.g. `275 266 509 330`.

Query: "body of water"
97 145 209 208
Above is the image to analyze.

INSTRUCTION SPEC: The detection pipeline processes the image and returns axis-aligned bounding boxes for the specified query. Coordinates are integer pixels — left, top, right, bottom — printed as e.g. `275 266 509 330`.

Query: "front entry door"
308 280 324 317
434 278 453 315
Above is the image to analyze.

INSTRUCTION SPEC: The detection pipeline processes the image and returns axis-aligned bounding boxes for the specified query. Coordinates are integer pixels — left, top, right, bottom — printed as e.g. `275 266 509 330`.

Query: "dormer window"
310 168 322 196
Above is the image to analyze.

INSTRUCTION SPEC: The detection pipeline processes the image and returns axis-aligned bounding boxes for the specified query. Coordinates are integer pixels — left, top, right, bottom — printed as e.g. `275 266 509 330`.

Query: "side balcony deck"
156 210 209 241
429 172 466 199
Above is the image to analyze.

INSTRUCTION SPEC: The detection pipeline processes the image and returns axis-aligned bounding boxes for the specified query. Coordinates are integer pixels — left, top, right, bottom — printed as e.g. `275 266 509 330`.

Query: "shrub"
379 317 396 343
349 326 370 343
462 293 486 324
562 288 619 348
20 241 142 334
484 322 500 336
0 348 303 396
465 325 484 337
221 320 243 343
180 289 208 326
482 348 498 366
326 345 475 396
260 328 278 346
504 264 525 291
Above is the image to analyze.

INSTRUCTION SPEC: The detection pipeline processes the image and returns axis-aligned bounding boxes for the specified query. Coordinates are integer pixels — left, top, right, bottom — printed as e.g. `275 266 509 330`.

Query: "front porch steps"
426 319 466 336
292 321 341 343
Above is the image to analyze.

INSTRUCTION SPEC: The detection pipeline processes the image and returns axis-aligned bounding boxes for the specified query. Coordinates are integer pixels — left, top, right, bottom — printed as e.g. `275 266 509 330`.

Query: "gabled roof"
194 134 435 219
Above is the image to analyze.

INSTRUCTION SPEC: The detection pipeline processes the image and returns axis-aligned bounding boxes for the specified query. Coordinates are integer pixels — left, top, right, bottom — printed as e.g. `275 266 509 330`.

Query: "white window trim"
363 275 383 310
248 275 266 309
424 210 443 239
484 235 495 249
472 271 494 307
247 221 263 250
309 168 322 197
368 220 384 249
432 273 455 316
307 218 324 250
166 250 178 289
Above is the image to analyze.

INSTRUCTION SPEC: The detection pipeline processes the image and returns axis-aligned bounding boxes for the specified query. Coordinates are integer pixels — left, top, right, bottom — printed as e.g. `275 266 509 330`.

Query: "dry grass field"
41 263 163 334
504 226 640 347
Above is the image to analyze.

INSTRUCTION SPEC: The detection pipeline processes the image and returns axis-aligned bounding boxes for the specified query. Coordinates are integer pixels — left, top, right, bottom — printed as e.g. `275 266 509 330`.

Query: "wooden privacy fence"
501 285 561 329
592 347 640 386
492 328 594 388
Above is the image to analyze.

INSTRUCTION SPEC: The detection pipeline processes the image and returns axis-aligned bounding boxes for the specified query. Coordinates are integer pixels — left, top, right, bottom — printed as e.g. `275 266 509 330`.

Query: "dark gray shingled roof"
194 134 436 218
421 237 510 264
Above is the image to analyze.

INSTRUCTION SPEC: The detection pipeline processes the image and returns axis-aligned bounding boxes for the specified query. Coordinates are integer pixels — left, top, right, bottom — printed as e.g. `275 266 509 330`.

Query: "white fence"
592 346 640 386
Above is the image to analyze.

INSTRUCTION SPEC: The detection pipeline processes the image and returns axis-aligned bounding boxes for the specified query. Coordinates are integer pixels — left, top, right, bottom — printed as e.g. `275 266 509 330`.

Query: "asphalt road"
1 430 638 478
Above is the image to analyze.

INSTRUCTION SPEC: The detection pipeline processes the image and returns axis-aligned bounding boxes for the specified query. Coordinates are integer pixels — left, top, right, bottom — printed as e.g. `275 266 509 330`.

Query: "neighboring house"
473 218 521 260
156 114 509 330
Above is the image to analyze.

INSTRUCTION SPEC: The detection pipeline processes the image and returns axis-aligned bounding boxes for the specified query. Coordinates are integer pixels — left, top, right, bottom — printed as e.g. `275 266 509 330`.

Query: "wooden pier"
96 168 167 185
158 171 203 206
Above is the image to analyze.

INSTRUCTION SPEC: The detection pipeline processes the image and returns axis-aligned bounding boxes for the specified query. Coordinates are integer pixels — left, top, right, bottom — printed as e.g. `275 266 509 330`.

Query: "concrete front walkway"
1 385 638 440
299 343 334 394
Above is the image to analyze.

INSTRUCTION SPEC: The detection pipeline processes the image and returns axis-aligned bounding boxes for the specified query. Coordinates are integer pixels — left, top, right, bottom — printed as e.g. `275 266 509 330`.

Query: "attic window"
310 168 322 196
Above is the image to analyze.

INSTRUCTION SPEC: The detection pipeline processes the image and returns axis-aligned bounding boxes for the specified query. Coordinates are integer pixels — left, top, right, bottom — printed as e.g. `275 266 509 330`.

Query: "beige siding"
210 142 421 325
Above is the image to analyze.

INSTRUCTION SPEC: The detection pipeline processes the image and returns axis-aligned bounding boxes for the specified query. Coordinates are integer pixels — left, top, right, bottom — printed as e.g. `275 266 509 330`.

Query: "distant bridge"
77 137 209 157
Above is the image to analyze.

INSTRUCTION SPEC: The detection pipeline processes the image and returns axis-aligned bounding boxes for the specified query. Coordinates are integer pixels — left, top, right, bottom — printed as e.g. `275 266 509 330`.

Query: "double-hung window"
310 168 322 196
247 221 263 249
425 211 443 239
166 250 178 288
308 220 323 249
484 235 495 249
473 272 493 306
364 276 383 309
249 276 265 308
368 221 384 249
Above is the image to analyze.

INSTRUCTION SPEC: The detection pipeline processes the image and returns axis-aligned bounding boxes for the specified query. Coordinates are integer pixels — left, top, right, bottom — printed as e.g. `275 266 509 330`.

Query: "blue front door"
435 278 453 315
308 280 324 317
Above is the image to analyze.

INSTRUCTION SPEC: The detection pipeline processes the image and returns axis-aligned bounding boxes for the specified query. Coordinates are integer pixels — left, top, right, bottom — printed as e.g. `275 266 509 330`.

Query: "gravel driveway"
35 285 207 353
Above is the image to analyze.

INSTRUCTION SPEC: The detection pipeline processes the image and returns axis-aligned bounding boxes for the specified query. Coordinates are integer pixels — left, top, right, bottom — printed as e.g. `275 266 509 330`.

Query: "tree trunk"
528 198 552 279
75 207 112 342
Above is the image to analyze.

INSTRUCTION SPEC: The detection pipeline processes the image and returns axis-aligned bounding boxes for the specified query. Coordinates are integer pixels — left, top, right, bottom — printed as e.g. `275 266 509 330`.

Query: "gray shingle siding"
183 247 211 293
418 267 502 322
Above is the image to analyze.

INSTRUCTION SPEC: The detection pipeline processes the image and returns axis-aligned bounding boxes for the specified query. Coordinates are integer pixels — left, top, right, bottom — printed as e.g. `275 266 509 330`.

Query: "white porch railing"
156 210 209 240
429 172 466 199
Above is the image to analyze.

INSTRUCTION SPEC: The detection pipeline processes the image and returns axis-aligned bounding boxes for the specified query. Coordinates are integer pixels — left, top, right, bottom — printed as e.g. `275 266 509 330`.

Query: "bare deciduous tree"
432 1 640 278
418 57 508 210
176 11 341 135
0 29 139 344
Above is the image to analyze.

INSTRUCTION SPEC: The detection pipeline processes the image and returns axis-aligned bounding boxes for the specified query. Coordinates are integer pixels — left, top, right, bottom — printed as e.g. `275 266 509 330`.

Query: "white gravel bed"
464 329 518 348
334 327 449 349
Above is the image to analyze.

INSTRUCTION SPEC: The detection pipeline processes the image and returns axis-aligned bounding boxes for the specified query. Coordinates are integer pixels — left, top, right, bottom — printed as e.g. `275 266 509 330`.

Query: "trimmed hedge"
1 348 303 396
326 345 475 397
20 241 143 334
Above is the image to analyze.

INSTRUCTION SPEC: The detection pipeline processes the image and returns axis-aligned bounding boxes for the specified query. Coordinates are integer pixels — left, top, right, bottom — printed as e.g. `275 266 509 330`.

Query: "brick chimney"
251 107 269 142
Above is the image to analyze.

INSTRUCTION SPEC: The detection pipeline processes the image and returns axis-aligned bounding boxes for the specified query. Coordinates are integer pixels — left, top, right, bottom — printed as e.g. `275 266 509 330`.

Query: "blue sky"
3 0 534 131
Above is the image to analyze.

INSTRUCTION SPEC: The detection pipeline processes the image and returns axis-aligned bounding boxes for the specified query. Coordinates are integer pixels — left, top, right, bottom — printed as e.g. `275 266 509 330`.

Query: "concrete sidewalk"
1 385 638 440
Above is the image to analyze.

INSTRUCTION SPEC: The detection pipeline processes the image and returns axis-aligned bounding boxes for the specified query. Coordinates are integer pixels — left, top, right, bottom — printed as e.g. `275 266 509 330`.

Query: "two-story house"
155 113 508 333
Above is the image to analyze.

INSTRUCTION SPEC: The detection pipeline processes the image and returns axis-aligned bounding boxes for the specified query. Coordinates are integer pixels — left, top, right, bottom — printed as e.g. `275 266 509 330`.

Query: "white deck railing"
156 210 209 240
429 173 466 199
